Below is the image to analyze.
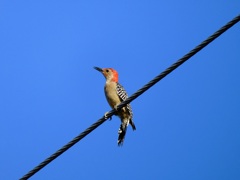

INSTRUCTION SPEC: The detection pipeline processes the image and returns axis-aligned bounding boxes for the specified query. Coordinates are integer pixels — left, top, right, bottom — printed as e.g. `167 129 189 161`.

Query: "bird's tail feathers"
117 124 127 146
130 120 136 131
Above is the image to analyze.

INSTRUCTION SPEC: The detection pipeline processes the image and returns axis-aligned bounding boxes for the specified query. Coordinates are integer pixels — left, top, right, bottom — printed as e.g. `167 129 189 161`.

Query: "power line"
20 14 240 180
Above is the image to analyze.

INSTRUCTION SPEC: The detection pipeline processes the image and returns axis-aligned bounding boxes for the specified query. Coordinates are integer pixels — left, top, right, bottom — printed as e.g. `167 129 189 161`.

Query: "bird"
94 67 136 146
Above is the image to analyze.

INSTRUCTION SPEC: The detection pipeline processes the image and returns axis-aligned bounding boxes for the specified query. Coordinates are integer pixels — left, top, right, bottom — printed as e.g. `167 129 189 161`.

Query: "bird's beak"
94 66 103 72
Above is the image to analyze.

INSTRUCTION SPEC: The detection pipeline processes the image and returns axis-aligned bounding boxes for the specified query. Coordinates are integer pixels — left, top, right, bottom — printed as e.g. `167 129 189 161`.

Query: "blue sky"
1 1 240 180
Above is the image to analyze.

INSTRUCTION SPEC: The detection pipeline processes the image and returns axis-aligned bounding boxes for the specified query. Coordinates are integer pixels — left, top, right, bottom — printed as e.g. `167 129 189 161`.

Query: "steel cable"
20 14 240 180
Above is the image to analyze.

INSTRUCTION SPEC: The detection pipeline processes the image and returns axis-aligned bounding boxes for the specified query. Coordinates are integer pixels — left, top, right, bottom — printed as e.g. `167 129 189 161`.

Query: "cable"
20 14 240 180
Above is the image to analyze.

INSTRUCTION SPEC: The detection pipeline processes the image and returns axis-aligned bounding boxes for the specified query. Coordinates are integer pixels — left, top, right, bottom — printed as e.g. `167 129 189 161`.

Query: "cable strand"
117 14 240 109
20 14 240 180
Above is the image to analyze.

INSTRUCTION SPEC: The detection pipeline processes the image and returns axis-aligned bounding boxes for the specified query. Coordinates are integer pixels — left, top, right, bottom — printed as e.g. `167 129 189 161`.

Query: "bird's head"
94 67 119 82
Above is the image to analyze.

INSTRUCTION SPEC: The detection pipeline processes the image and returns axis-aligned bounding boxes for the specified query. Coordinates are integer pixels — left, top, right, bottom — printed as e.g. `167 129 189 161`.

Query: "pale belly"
104 83 121 109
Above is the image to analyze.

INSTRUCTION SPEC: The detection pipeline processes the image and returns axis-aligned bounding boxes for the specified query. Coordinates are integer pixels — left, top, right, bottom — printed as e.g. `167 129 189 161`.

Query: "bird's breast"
104 82 121 108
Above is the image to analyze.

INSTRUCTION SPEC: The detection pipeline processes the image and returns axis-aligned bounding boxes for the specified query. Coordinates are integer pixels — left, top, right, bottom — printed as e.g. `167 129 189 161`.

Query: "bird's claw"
104 112 112 120
114 105 118 111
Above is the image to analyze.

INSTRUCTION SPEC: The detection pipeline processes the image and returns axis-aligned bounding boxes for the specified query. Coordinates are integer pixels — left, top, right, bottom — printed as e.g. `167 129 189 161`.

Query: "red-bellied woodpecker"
94 67 136 146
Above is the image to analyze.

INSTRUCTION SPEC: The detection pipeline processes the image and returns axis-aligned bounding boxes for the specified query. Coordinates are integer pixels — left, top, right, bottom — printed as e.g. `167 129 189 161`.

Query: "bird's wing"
116 83 133 117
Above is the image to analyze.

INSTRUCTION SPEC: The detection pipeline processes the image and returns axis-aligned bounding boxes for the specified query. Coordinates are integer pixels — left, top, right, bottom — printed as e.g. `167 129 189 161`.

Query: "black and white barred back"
116 83 133 120
116 83 136 145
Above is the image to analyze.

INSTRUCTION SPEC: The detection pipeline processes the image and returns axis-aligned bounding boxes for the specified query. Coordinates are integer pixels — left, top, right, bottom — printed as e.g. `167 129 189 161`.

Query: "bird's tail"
130 120 136 131
117 123 127 146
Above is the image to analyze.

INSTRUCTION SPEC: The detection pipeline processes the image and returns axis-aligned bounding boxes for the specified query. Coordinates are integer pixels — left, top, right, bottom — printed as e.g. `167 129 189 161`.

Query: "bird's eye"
106 69 109 73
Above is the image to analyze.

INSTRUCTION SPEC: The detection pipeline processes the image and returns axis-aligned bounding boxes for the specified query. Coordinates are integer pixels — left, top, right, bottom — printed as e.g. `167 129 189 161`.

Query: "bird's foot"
114 105 119 111
104 112 112 120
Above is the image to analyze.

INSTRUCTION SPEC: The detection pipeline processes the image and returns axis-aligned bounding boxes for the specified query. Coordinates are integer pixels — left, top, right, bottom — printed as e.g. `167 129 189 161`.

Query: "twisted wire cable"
20 14 240 180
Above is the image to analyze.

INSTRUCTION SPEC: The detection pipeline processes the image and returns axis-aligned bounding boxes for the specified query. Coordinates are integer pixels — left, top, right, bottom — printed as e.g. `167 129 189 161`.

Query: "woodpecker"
94 67 136 146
